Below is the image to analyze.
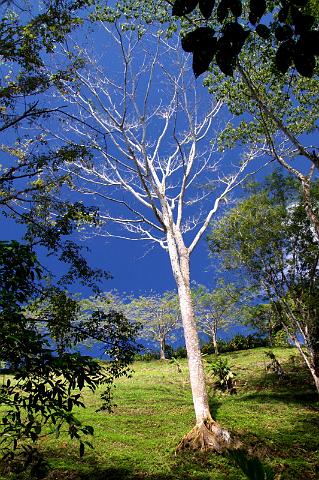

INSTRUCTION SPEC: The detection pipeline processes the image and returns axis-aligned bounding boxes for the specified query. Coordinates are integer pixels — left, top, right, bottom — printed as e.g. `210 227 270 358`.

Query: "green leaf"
255 24 271 39
275 40 295 74
294 52 316 77
217 0 230 22
172 0 198 17
249 0 266 22
199 0 215 19
275 25 293 42
229 0 242 18
181 27 215 53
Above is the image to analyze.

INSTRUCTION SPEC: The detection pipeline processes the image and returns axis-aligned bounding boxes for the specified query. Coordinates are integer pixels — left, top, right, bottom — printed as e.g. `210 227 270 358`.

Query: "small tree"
128 291 180 359
192 282 242 354
209 173 319 393
0 241 139 467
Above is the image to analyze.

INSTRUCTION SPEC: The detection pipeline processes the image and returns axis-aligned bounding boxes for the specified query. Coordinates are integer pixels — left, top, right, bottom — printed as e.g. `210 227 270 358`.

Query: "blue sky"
0 17 277 301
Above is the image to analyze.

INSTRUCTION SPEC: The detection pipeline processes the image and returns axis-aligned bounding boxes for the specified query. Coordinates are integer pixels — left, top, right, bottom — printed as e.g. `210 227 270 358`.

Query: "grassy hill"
1 347 318 480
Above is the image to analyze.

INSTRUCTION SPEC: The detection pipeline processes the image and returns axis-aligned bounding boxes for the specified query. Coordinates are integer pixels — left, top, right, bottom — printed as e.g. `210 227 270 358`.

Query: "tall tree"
45 23 262 450
208 172 319 393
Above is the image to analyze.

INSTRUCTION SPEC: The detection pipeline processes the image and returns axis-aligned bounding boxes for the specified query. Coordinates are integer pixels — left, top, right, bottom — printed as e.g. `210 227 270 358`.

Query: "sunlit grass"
1 347 318 479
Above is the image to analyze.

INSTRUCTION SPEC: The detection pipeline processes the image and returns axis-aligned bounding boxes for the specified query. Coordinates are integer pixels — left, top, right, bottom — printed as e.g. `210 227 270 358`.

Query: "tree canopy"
172 0 319 77
208 172 319 392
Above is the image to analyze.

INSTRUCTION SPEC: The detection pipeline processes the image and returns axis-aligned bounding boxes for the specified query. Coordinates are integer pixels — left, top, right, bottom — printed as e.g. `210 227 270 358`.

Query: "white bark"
166 227 211 422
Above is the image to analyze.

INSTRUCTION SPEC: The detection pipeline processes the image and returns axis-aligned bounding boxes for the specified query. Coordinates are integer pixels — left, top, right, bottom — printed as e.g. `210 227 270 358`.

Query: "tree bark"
211 323 219 355
290 335 319 394
166 228 232 450
159 337 166 360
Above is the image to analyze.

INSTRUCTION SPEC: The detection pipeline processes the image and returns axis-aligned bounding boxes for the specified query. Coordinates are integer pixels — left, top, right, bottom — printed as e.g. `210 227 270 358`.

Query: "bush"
201 334 269 355
174 346 187 358
207 357 236 393
201 342 216 355
271 329 290 347
228 334 268 351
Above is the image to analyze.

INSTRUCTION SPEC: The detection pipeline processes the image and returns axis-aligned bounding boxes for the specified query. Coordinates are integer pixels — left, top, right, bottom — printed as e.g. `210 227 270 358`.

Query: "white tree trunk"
159 337 166 360
211 324 219 355
292 336 319 394
166 230 211 422
165 228 232 450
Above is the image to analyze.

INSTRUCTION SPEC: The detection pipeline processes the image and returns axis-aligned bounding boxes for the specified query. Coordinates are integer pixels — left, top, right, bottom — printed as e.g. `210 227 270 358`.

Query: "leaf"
222 22 250 55
182 26 215 53
278 6 289 23
181 26 215 52
172 0 198 17
199 0 215 19
217 0 229 22
297 31 319 56
275 25 293 42
294 14 315 35
216 49 236 76
275 40 295 74
249 0 266 22
255 24 271 39
192 37 218 77
229 0 242 18
294 52 316 77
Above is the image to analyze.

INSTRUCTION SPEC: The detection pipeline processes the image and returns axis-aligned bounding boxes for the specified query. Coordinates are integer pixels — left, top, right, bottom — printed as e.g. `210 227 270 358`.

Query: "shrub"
271 329 290 347
207 357 236 393
201 342 216 355
164 344 174 359
174 346 187 358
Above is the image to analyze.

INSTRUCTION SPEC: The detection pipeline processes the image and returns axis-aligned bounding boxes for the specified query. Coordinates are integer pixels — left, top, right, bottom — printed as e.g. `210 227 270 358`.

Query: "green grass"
1 348 318 480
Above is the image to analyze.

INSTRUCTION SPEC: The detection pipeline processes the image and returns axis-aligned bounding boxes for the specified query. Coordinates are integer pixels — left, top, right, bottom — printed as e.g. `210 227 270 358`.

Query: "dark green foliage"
0 240 139 468
174 346 188 358
202 334 269 354
255 24 271 39
133 351 160 361
227 334 268 352
199 0 215 19
208 173 319 391
173 0 319 77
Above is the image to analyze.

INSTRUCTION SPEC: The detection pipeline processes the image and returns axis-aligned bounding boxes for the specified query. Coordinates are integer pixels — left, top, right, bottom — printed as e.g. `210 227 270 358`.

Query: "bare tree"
48 23 264 450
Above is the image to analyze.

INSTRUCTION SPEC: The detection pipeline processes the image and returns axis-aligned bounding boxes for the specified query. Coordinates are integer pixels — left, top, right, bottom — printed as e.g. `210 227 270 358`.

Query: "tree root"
176 420 238 453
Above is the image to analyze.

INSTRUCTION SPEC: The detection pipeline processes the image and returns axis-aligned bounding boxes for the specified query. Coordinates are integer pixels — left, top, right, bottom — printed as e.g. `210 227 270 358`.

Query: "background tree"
44 22 262 450
243 302 289 347
204 25 319 239
128 291 180 360
208 172 319 392
192 282 242 354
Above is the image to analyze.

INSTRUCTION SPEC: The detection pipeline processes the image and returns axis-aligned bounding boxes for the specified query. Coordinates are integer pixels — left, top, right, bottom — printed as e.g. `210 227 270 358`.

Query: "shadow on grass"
208 393 222 418
241 389 318 407
227 449 274 480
